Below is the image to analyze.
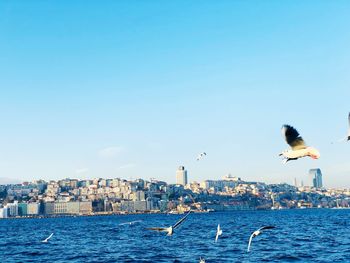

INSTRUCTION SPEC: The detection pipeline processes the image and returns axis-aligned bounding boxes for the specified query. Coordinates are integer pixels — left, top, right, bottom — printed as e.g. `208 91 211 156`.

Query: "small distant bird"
41 233 54 243
196 152 207 161
247 226 275 252
280 125 320 163
199 257 206 263
215 224 222 242
119 220 142 226
147 210 191 236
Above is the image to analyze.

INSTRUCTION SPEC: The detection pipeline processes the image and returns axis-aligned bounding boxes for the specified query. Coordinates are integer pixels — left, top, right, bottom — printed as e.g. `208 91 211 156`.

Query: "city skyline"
2 172 349 219
1 1 350 187
0 166 331 190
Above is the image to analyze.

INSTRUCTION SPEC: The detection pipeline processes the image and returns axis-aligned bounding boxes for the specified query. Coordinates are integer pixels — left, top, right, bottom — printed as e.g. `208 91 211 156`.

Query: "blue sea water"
1 209 350 262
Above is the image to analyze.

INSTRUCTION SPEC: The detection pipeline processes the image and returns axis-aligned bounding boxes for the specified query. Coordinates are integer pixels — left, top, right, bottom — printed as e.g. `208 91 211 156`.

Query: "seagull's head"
308 147 320 159
253 230 260 237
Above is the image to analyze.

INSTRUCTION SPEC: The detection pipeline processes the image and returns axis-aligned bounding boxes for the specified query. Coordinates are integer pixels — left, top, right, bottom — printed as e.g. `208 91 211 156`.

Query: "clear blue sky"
0 1 349 187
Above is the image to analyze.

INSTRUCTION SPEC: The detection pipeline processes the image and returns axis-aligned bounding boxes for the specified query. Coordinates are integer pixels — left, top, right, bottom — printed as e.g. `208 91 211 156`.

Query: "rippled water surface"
1 209 350 262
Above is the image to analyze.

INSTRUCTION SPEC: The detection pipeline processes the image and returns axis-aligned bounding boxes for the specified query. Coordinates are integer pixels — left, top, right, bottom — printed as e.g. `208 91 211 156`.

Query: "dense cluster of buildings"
0 167 349 219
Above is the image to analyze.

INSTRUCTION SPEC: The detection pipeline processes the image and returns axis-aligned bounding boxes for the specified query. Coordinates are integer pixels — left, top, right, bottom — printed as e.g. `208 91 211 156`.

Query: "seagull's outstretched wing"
247 233 254 252
282 125 306 150
336 137 348 143
215 224 222 242
119 220 142 226
172 210 191 229
147 227 168 232
333 114 350 143
258 226 275 232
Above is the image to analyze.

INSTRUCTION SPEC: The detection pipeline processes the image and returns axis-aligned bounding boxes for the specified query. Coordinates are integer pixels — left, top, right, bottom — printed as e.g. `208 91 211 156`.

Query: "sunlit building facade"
176 166 188 186
309 168 323 188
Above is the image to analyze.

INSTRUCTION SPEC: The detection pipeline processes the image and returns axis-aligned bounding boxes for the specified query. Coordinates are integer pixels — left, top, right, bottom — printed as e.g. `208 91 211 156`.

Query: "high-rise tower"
309 168 323 188
176 166 188 186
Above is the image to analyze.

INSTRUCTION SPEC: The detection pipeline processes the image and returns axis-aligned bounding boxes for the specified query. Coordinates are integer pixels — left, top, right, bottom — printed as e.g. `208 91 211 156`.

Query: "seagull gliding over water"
247 226 275 252
41 233 54 243
215 224 222 242
147 210 191 236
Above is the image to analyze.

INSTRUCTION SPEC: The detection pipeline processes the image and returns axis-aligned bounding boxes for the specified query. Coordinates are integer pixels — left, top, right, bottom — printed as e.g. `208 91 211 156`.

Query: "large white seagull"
280 125 320 163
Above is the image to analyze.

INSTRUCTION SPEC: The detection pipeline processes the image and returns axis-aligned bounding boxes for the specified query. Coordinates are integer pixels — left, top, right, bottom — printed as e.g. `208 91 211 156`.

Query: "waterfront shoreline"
1 207 348 220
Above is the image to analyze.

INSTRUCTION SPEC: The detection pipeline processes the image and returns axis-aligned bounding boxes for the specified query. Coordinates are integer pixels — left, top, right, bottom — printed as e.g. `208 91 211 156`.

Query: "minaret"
294 178 298 187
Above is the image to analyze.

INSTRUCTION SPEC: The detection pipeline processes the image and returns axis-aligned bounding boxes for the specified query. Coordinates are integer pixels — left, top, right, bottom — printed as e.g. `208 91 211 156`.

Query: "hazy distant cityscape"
0 166 349 219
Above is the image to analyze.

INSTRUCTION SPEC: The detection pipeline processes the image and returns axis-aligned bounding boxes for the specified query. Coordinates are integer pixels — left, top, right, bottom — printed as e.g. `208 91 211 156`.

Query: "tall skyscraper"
309 168 323 188
176 166 188 186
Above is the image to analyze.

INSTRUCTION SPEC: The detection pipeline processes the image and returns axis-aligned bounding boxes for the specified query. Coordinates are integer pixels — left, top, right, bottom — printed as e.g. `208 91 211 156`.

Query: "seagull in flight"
335 112 350 143
196 152 207 161
119 220 142 226
215 224 222 242
247 226 275 252
279 125 320 163
346 112 350 141
147 210 191 236
199 257 206 263
41 233 54 243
